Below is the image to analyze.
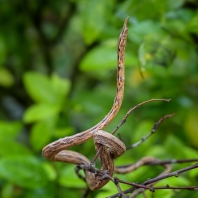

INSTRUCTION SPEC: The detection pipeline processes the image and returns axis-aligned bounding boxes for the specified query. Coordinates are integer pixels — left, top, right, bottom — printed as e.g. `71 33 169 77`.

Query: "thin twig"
148 159 198 165
118 179 154 192
108 163 198 198
116 158 198 169
75 165 86 182
114 178 128 198
143 163 198 186
81 187 91 198
153 185 198 190
91 99 171 164
127 113 174 150
112 98 171 135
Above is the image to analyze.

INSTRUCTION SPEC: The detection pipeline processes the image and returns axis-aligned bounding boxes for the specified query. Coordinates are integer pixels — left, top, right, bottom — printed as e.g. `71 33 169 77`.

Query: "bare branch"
112 98 171 135
127 114 174 150
91 99 171 164
109 163 198 198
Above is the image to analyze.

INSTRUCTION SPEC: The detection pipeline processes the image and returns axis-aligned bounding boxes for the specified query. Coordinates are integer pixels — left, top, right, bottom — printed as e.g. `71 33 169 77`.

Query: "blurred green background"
0 0 198 197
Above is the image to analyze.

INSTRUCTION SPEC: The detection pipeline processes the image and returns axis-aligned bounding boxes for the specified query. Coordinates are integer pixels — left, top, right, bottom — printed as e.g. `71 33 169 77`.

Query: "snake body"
42 17 129 190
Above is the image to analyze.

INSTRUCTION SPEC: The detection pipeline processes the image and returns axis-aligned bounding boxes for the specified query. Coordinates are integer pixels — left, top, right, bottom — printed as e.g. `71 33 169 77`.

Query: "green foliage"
23 72 70 105
80 45 135 71
81 0 113 44
139 35 176 73
0 157 48 189
0 0 198 197
0 68 14 87
0 121 22 140
58 165 86 188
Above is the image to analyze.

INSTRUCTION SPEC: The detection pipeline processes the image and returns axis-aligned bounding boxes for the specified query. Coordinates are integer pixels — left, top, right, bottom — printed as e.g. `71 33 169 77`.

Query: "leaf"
152 0 167 15
165 135 186 158
118 0 163 21
23 72 57 104
95 182 117 198
23 72 70 106
146 188 173 198
186 14 198 34
0 156 48 189
81 0 109 44
189 165 198 178
128 20 160 44
1 183 14 198
58 164 86 188
145 145 168 159
30 119 56 151
138 35 175 74
54 127 74 138
42 162 57 181
23 103 60 123
167 0 185 9
157 175 190 186
0 68 14 87
0 140 32 157
0 121 23 140
80 45 136 71
183 146 198 159
51 73 71 104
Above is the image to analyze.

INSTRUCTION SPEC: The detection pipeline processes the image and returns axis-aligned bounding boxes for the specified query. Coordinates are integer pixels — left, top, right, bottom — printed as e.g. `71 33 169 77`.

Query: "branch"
153 185 198 191
109 163 198 198
127 113 174 150
112 98 171 135
91 98 171 164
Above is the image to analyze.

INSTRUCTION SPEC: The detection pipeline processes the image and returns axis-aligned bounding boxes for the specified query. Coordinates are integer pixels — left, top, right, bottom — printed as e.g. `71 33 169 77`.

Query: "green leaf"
95 182 117 198
189 165 198 178
0 156 48 189
145 145 168 159
128 20 160 44
183 147 198 159
0 68 14 87
146 188 173 198
51 73 71 105
80 45 135 71
81 0 110 44
0 121 22 140
23 103 60 123
54 127 74 138
138 35 175 75
23 72 70 105
23 72 57 104
157 175 190 186
152 0 167 15
1 183 14 198
167 0 185 9
186 14 198 34
165 135 186 158
0 140 32 157
58 164 86 188
42 162 57 181
30 119 56 151
119 0 164 21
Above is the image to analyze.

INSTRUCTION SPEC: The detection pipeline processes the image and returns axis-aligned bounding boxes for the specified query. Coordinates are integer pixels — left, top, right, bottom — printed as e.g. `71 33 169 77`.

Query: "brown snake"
42 17 129 190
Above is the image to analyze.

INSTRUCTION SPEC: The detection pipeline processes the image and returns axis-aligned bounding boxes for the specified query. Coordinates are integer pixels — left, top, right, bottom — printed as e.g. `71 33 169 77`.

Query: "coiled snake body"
42 17 129 190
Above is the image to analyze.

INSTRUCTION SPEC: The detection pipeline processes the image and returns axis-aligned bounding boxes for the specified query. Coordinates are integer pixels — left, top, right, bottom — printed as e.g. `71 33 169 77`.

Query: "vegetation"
0 0 198 197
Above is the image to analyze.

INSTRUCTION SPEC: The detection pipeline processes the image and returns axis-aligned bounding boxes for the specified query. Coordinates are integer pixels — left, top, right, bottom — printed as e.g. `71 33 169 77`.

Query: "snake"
42 17 129 190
